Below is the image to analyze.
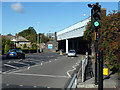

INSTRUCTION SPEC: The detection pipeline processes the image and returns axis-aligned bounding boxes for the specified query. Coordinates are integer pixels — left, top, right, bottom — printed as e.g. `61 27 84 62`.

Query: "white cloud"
11 3 24 13
83 14 87 16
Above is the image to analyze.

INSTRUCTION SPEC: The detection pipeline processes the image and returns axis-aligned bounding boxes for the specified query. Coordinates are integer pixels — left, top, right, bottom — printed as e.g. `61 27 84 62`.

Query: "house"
11 36 31 49
3 35 31 49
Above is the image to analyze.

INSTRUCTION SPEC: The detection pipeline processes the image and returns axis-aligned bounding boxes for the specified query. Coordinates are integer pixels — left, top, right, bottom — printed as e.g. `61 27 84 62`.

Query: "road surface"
2 52 82 89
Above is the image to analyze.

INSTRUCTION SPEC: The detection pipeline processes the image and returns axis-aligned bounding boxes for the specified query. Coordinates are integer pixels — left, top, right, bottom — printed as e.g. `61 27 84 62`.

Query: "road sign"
48 44 53 49
103 68 109 76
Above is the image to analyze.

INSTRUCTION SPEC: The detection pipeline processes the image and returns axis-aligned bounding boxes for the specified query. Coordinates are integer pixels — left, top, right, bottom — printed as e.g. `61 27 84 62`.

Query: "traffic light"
91 3 101 31
95 32 100 40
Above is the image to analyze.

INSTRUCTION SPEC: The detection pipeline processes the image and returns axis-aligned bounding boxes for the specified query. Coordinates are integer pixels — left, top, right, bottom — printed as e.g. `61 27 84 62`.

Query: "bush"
16 47 21 49
23 44 27 49
4 44 10 54
84 11 120 68
31 43 37 50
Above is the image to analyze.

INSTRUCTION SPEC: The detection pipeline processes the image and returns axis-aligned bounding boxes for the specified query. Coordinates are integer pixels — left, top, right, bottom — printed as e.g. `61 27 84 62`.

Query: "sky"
1 2 119 35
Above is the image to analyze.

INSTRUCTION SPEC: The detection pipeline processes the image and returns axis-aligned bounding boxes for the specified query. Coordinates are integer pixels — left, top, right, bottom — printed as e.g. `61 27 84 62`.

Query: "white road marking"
4 64 19 69
4 73 70 78
66 62 80 78
3 62 45 73
28 67 30 69
55 59 57 60
66 72 71 78
6 84 9 86
41 63 43 66
66 65 76 78
19 85 23 87
33 86 37 88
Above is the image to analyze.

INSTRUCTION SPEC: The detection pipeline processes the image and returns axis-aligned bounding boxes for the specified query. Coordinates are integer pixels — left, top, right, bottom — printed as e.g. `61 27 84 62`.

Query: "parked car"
68 50 76 57
6 49 25 59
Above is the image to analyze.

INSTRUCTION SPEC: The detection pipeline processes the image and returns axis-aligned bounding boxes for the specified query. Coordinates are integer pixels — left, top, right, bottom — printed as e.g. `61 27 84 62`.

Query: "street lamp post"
40 34 42 52
37 34 39 53
37 22 40 53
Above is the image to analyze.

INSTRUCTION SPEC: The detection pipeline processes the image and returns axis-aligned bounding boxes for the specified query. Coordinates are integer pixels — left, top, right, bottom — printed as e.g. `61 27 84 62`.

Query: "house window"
26 42 30 44
19 42 25 44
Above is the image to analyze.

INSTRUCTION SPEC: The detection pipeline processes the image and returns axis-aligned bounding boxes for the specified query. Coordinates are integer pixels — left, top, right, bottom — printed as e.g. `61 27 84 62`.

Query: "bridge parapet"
57 17 91 41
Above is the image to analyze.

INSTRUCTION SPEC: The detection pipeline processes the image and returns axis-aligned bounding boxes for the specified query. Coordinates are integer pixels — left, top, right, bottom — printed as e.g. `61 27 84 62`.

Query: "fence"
67 52 88 89
82 52 88 82
67 73 77 90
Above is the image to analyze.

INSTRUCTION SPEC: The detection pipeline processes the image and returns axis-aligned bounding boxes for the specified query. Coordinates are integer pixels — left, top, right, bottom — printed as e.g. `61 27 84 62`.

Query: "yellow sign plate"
103 68 109 76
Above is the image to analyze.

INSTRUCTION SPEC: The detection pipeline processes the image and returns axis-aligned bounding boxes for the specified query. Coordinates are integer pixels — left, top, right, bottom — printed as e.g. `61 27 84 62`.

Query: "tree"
49 38 55 41
18 27 37 42
6 39 10 45
84 11 120 69
4 39 11 54
7 33 13 36
2 37 7 54
38 33 49 43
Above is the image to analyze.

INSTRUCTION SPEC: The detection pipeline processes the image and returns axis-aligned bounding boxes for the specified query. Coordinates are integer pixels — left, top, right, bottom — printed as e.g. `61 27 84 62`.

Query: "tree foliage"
7 33 13 36
4 39 11 54
38 33 49 43
18 27 50 44
84 11 120 68
18 27 37 42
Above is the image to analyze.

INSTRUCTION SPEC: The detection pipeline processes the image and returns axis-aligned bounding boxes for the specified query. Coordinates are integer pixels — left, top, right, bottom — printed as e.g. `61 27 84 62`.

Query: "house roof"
16 36 29 41
3 35 29 42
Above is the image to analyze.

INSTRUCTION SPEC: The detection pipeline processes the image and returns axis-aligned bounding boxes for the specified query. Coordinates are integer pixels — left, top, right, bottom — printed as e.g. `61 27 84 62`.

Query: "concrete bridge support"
66 39 68 54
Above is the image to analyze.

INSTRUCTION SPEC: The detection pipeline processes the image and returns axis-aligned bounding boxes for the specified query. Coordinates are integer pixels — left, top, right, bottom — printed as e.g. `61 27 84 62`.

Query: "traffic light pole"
98 50 103 90
95 30 98 85
88 2 103 89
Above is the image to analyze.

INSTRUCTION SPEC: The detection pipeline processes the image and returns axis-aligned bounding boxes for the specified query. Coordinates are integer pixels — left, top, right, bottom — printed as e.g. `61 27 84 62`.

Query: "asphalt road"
2 52 82 89
2 52 62 72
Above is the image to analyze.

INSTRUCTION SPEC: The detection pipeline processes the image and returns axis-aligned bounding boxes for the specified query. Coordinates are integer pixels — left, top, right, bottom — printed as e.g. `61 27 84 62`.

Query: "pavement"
77 55 120 90
77 73 119 88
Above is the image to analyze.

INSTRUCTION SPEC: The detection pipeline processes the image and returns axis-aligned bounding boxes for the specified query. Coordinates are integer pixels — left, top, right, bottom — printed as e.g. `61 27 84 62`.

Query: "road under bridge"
57 17 91 54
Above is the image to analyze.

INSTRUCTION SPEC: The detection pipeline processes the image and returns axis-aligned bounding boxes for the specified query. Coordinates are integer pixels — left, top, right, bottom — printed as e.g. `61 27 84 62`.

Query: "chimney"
54 32 57 41
101 8 106 17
